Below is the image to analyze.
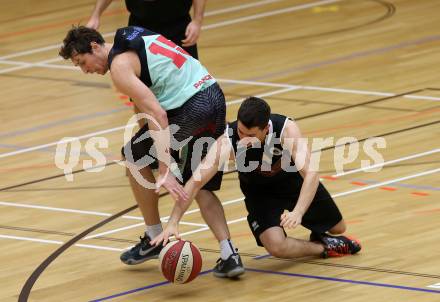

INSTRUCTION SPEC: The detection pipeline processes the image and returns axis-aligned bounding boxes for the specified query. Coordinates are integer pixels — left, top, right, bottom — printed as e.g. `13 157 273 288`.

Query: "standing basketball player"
59 26 245 278
153 97 361 260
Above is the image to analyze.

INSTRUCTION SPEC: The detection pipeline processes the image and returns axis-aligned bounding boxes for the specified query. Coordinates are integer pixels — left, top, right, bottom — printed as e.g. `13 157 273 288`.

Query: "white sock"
146 223 163 239
220 239 236 260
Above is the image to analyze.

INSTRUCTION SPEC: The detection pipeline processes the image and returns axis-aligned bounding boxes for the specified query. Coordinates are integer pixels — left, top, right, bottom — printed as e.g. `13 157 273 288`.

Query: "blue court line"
0 107 129 139
89 266 439 301
246 268 440 294
89 269 214 302
253 254 271 260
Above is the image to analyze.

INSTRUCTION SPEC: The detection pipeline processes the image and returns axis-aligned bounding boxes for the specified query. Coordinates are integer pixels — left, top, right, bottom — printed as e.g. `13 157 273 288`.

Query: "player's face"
71 43 108 75
237 121 269 146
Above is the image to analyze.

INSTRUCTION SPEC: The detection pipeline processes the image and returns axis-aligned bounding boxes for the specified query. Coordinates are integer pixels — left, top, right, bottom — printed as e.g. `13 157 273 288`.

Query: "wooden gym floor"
0 0 439 301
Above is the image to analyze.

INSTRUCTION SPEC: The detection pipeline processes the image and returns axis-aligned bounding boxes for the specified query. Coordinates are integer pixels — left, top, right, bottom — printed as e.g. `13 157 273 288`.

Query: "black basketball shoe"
213 252 245 278
120 233 163 265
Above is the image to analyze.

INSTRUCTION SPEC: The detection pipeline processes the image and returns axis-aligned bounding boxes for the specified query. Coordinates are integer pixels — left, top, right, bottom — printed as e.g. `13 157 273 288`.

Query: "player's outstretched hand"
151 223 181 247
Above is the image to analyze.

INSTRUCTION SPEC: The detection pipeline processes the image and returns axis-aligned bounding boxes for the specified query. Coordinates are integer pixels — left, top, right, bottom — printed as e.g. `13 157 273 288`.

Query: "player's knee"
264 240 287 258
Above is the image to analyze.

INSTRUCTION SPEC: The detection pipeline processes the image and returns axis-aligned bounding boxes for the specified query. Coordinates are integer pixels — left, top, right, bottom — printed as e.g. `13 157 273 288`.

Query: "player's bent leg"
259 227 325 259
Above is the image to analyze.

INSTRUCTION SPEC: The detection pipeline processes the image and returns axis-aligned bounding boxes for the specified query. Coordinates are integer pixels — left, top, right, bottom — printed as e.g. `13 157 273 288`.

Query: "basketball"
158 240 202 284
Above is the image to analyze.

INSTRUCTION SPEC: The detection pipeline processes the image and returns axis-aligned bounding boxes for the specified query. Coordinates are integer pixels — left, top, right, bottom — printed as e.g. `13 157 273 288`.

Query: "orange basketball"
158 240 202 284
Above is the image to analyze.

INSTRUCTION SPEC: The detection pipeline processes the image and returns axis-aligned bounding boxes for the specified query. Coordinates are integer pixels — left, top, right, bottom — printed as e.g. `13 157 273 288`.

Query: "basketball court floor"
0 0 439 301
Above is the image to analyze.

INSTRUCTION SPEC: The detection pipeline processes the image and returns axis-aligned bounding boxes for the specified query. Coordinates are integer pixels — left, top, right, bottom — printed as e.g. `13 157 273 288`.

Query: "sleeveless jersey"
228 114 305 196
108 26 216 110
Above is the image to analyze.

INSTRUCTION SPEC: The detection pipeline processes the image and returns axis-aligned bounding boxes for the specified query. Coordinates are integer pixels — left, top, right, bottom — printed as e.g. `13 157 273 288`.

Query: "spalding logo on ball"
159 240 202 284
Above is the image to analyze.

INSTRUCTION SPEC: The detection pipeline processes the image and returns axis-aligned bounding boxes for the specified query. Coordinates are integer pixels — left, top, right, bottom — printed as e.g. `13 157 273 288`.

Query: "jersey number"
148 36 190 69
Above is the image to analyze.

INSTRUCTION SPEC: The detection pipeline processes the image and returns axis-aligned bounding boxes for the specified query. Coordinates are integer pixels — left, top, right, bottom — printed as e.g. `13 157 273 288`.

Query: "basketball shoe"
213 251 245 278
310 232 361 258
120 233 163 265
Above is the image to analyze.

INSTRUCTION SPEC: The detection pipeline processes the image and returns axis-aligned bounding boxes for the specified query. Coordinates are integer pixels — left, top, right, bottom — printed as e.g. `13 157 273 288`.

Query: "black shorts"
121 83 225 191
245 183 343 246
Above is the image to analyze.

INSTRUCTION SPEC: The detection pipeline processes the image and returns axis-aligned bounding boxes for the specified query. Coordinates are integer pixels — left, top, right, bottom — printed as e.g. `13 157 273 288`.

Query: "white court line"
124 217 249 249
0 87 293 159
205 0 289 17
2 167 438 251
84 223 146 240
332 148 440 177
0 234 124 252
226 86 300 105
118 167 440 245
302 85 394 97
203 0 341 30
219 78 440 101
85 199 245 240
404 95 440 101
427 283 440 289
0 0 332 62
0 59 78 70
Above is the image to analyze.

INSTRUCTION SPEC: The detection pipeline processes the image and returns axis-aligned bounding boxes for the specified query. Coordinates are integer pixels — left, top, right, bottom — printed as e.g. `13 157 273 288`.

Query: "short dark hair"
237 97 271 129
59 26 105 59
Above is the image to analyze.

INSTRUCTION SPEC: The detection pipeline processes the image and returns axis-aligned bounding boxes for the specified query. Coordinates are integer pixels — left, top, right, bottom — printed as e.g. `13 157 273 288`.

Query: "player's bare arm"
280 119 320 229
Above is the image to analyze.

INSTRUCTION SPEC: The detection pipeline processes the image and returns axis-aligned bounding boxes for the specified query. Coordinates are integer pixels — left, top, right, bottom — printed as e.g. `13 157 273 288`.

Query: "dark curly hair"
59 26 105 59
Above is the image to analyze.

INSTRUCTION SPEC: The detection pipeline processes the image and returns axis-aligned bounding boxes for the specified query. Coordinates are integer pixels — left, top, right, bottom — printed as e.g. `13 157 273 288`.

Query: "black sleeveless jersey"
228 114 304 196
108 26 155 87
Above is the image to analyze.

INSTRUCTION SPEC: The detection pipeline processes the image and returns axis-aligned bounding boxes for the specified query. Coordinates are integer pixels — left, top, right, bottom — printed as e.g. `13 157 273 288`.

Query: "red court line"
351 181 367 186
380 187 397 191
411 192 430 196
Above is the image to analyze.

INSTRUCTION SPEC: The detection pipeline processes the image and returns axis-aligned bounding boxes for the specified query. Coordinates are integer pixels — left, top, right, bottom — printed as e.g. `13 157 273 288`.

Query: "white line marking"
0 124 133 158
302 85 394 96
2 167 438 251
84 220 208 240
74 243 124 252
203 0 342 30
218 78 296 88
205 0 289 17
226 87 300 105
84 223 145 240
427 282 440 289
333 148 440 177
0 234 63 244
0 234 124 251
404 95 440 101
0 0 334 62
0 201 120 217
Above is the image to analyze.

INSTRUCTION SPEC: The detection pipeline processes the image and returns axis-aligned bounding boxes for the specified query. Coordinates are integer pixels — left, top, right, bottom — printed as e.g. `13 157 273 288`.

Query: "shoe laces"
131 234 150 251
328 239 350 254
